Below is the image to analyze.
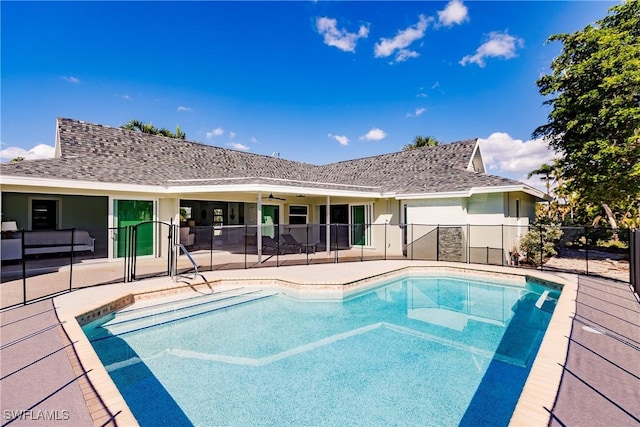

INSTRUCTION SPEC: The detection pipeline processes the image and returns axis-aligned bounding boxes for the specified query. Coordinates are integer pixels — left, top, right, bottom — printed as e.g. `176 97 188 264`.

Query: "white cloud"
206 127 224 140
316 17 369 53
120 94 132 100
395 49 420 62
460 31 524 67
374 15 430 62
437 0 469 27
226 142 249 151
250 137 258 143
62 76 80 84
177 106 192 112
229 131 236 139
359 128 387 141
406 107 426 118
416 92 428 98
328 133 350 146
478 132 557 190
0 144 55 162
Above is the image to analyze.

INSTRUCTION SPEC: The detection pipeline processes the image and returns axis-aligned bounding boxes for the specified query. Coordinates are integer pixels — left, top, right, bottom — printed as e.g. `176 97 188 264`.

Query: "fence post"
501 224 504 266
360 224 364 262
411 223 414 261
486 246 489 265
436 225 440 262
540 224 544 271
69 228 75 292
585 226 590 276
333 224 338 263
384 222 387 261
467 224 471 264
21 229 26 305
210 225 214 272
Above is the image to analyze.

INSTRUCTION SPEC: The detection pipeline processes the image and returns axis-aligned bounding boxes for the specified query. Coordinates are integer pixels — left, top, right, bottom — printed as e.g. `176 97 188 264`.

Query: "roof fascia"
469 184 550 201
2 176 384 198
168 183 384 198
467 139 486 173
395 191 471 200
0 176 166 194
394 185 550 201
55 118 62 158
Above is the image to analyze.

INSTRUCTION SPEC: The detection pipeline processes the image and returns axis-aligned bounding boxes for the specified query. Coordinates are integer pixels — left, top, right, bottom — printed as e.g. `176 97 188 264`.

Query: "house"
0 118 546 263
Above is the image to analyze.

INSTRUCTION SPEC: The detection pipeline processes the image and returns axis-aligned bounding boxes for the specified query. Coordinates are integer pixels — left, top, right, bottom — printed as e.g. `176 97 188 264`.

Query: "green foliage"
121 119 186 140
533 1 640 208
519 224 564 266
9 156 25 163
403 135 440 151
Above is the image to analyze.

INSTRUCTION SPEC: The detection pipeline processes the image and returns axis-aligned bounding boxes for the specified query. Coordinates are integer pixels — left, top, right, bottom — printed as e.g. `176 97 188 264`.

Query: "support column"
326 195 331 255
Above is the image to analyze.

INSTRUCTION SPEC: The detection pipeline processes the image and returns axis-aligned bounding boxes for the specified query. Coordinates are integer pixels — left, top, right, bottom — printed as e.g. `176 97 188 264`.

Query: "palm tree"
402 135 440 151
121 119 186 139
527 160 561 195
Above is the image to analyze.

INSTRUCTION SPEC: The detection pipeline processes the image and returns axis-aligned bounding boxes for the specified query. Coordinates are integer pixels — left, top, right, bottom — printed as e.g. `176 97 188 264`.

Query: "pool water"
83 275 560 426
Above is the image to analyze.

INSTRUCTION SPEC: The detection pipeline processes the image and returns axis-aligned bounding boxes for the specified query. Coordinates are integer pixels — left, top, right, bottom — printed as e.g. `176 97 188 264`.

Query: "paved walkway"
0 261 638 426
549 275 640 426
0 300 98 426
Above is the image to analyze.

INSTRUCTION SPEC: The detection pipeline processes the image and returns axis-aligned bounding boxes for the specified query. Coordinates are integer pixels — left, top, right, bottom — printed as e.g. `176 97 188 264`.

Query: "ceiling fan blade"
267 193 286 201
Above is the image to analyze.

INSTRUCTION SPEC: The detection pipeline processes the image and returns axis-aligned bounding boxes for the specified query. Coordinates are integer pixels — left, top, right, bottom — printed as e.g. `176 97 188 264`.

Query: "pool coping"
53 260 577 426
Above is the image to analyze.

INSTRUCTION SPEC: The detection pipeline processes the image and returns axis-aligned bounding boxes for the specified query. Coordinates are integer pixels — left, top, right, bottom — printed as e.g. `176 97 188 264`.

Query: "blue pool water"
83 275 560 426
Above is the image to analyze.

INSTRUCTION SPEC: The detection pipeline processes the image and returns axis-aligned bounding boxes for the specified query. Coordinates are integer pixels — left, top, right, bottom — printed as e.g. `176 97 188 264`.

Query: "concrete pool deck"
1 260 638 426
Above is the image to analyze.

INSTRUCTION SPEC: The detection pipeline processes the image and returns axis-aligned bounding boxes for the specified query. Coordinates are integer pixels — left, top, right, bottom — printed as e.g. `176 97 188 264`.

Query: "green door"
115 200 154 257
351 205 366 245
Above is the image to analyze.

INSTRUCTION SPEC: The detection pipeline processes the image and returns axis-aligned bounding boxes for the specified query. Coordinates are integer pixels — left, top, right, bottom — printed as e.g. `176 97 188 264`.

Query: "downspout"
257 192 263 263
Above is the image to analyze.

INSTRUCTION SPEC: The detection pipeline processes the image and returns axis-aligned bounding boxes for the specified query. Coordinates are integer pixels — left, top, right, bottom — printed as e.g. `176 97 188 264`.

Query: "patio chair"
281 233 315 254
262 236 283 254
280 233 303 253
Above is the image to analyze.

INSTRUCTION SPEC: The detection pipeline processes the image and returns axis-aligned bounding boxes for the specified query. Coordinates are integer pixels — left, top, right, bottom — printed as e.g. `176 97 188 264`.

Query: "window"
515 200 520 219
288 205 307 225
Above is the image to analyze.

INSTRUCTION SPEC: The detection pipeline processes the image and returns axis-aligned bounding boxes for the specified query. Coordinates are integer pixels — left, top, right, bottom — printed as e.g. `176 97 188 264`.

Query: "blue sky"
1 1 617 189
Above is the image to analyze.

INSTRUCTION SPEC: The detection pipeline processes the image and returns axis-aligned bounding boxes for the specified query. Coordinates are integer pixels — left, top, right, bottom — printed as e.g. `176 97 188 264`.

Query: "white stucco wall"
405 198 467 225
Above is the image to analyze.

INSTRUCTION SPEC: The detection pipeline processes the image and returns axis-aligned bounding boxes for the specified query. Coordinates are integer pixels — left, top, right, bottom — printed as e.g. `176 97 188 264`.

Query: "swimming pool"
83 275 560 426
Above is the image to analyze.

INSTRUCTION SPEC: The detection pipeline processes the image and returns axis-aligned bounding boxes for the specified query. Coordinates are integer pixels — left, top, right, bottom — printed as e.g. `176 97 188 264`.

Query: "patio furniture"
262 236 299 255
24 230 95 255
180 227 195 247
281 233 315 254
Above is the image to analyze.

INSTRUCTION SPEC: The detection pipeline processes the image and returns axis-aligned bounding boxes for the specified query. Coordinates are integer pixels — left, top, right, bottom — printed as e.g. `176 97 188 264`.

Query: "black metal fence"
1 223 634 310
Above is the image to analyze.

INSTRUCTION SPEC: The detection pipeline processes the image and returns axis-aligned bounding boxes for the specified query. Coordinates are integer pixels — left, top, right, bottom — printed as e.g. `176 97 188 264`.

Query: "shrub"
520 224 564 266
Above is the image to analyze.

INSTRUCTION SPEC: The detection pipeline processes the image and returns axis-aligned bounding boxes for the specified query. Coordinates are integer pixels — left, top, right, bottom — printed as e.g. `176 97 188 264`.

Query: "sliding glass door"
350 204 372 246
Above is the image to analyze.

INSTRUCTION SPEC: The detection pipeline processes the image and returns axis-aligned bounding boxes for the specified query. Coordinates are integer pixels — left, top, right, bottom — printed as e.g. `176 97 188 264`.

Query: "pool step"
110 287 254 323
100 289 276 337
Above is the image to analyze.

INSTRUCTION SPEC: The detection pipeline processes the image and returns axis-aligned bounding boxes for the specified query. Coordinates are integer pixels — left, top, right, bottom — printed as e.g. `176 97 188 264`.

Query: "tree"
403 135 440 151
9 157 25 163
533 1 640 229
121 119 186 139
527 160 561 195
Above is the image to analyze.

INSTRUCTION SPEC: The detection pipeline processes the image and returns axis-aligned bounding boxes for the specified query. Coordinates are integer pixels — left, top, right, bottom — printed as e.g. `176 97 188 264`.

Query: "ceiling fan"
267 193 286 201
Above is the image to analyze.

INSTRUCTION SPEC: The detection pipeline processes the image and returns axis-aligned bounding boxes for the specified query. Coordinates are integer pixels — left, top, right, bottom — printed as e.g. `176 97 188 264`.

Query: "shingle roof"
1 118 528 195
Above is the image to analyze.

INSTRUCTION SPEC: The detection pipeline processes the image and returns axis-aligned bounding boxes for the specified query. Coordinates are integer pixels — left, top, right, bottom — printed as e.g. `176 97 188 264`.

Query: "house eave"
394 185 550 201
1 175 385 199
